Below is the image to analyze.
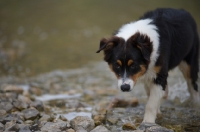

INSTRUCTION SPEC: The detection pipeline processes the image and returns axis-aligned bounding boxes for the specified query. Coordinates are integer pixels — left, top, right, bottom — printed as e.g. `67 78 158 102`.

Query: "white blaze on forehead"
116 18 160 79
118 78 134 91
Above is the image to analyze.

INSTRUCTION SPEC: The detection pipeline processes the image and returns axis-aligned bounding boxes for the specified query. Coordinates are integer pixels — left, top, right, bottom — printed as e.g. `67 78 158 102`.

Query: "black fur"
141 8 199 91
97 8 199 92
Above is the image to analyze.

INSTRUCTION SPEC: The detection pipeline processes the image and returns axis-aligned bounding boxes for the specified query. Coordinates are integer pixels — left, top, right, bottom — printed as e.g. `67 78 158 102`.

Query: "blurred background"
0 0 200 77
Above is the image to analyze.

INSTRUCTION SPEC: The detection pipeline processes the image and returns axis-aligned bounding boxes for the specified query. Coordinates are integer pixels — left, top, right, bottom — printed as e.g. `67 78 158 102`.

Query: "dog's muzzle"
118 79 134 92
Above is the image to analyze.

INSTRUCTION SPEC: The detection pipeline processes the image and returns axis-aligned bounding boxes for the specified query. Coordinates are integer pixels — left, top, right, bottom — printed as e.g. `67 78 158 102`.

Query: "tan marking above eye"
128 60 133 66
130 65 146 82
117 60 122 66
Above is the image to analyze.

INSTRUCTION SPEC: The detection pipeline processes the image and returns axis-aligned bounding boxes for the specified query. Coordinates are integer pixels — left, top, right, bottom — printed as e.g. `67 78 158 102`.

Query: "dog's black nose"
120 84 130 92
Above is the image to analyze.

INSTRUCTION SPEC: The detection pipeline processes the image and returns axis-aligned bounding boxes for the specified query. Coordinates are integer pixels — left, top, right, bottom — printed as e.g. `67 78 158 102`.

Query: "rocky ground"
0 62 200 132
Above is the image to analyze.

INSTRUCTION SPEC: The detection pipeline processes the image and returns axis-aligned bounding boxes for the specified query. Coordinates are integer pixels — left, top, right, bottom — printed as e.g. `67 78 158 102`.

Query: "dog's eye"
130 64 137 69
115 65 121 69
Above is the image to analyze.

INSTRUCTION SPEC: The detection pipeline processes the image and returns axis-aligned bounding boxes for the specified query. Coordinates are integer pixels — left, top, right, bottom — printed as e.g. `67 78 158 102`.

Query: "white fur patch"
116 19 160 80
118 78 134 91
143 84 165 123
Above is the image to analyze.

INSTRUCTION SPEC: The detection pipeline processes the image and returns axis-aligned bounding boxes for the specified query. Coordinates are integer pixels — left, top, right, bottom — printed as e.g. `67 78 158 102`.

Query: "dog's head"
96 32 153 92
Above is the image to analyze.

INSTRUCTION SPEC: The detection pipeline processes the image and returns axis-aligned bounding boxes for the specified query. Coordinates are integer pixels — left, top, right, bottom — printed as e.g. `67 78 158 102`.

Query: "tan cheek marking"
154 66 161 73
128 60 133 66
131 65 146 82
109 64 119 79
117 60 122 66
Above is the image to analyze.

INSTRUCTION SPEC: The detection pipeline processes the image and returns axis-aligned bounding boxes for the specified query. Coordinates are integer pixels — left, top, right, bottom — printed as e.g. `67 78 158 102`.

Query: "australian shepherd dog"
96 8 199 126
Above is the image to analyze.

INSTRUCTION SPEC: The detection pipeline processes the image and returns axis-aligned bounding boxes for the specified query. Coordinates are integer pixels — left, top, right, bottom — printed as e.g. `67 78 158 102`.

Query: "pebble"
3 85 24 94
22 108 39 120
0 102 13 112
0 109 7 116
13 100 28 110
40 122 61 132
30 100 44 111
90 125 110 132
70 116 95 132
122 123 137 130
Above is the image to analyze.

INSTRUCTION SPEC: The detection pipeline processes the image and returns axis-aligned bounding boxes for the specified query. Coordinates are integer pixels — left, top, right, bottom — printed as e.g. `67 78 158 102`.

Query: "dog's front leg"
143 84 165 123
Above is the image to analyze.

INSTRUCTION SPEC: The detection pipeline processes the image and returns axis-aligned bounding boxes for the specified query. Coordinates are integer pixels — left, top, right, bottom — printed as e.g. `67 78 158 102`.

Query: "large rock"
22 108 39 120
90 125 110 132
70 116 95 131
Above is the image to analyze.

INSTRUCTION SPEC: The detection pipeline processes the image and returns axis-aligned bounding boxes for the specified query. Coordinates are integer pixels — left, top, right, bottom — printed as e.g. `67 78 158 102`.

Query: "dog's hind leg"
179 44 200 105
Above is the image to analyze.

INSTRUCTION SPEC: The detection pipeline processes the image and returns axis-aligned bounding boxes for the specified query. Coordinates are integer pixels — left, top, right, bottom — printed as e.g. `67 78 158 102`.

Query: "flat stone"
70 116 95 131
22 108 39 120
90 125 110 132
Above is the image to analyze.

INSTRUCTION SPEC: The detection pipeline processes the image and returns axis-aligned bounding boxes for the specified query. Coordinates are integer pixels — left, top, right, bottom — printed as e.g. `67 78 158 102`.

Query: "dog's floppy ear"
129 32 153 62
96 36 123 53
96 36 124 62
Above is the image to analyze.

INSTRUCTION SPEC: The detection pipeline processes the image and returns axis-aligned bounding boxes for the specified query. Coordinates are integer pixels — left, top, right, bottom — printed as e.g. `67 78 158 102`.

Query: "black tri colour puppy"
96 8 200 124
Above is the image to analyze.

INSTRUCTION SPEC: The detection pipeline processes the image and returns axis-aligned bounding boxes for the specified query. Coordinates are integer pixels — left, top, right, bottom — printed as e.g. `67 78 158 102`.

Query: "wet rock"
3 85 23 94
122 123 137 131
30 100 44 111
90 125 110 132
70 116 95 131
4 120 19 131
22 108 39 120
0 102 13 112
0 123 4 130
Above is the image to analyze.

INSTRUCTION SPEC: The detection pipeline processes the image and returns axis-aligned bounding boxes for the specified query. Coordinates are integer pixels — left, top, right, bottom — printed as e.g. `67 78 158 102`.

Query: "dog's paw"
137 122 174 132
